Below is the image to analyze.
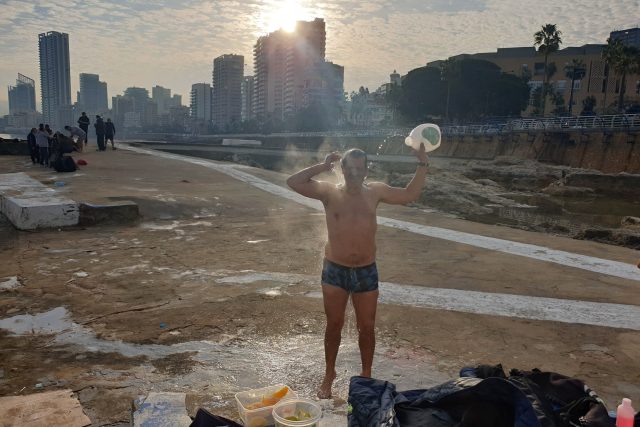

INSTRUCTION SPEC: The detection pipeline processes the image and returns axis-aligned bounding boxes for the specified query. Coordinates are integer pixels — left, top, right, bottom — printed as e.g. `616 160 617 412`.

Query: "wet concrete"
0 148 638 425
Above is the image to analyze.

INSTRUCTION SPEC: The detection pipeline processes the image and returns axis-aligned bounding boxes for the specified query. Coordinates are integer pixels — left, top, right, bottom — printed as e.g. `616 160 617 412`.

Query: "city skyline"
0 0 638 115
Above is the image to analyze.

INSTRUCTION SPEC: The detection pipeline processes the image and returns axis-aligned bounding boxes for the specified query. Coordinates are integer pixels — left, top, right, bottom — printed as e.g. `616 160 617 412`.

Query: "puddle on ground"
215 271 312 285
141 220 213 231
0 306 448 424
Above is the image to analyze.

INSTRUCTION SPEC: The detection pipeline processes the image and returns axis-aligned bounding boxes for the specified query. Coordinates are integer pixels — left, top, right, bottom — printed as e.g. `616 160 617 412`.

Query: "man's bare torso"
323 183 379 267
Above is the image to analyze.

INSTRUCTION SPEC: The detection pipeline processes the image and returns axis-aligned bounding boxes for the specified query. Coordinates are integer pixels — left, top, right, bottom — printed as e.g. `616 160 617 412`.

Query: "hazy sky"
0 0 638 115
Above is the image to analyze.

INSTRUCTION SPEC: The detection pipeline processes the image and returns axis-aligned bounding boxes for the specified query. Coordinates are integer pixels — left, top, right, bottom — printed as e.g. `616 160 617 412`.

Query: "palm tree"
564 59 586 115
602 37 640 112
534 24 562 116
439 58 459 122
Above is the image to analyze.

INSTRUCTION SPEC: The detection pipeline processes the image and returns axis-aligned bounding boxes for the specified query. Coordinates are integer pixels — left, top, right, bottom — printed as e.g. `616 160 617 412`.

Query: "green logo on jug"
421 127 439 145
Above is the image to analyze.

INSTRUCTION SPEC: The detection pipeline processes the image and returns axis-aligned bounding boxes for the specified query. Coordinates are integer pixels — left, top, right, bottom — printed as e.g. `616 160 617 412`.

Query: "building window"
636 81 640 94
527 80 543 106
573 80 581 91
555 80 566 94
534 63 545 75
615 79 620 94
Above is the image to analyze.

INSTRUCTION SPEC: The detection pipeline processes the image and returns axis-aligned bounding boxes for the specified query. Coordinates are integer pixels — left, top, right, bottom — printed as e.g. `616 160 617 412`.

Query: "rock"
621 216 640 228
475 179 500 187
493 156 524 166
565 172 640 197
78 201 139 226
542 184 596 197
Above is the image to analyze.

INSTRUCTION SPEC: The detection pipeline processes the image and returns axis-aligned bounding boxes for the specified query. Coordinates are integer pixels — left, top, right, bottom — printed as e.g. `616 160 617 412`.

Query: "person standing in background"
35 124 51 166
64 125 87 152
27 128 38 164
78 112 90 148
94 115 106 151
105 118 116 150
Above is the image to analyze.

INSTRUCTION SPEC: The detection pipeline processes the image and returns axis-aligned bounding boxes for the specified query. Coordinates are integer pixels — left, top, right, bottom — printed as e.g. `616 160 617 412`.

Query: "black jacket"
94 118 105 135
348 366 631 427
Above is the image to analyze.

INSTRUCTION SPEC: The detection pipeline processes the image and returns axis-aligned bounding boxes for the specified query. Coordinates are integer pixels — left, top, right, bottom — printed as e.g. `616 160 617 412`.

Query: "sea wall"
438 130 640 173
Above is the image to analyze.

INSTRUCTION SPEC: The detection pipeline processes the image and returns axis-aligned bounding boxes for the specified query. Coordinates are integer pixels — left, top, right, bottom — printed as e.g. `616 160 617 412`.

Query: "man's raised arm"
374 143 428 205
286 152 340 200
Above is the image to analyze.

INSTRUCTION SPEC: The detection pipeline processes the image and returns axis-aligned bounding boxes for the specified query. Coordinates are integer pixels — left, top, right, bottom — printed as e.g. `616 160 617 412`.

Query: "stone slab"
78 201 139 225
0 172 79 229
0 389 91 427
132 392 192 427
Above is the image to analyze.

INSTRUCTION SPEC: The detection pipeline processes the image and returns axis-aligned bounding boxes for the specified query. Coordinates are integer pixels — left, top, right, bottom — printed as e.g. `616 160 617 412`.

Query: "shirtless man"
286 144 428 398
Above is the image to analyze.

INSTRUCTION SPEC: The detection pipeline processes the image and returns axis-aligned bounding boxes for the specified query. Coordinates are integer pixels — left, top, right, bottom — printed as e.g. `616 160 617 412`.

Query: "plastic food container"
272 398 322 427
235 384 296 427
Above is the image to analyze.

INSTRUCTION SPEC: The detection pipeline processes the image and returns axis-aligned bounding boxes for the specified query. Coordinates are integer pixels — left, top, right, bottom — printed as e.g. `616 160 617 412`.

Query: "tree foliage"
396 58 530 123
533 23 562 116
602 37 640 111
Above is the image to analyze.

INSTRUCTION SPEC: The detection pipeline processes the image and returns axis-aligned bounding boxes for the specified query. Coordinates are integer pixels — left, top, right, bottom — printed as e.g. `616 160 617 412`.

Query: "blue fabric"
321 259 378 293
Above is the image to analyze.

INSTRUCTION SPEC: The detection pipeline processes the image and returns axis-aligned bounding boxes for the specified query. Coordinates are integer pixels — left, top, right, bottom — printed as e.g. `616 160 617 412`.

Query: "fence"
441 114 640 135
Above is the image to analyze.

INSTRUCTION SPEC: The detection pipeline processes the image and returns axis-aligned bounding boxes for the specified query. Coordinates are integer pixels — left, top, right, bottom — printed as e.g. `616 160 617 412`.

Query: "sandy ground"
0 147 639 426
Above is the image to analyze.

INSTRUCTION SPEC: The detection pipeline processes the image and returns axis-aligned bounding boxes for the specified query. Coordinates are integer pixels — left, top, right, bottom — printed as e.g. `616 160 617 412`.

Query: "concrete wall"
438 130 640 173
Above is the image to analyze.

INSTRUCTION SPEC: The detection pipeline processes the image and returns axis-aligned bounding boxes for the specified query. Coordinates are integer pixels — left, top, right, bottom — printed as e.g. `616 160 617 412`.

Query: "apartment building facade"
38 31 71 127
212 54 244 128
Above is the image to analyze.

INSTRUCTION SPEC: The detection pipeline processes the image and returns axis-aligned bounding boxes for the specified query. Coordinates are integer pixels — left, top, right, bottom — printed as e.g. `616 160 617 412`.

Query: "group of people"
76 112 116 151
26 112 117 167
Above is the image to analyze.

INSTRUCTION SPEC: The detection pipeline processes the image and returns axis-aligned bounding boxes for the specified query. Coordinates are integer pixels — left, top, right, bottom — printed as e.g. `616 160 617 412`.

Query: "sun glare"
264 0 308 33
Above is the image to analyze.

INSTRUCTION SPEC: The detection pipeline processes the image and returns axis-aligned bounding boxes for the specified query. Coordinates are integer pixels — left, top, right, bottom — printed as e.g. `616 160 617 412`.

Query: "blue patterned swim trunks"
321 258 379 293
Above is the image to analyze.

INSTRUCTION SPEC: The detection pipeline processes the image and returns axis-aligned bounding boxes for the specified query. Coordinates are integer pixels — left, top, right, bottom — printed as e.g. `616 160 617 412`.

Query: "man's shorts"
321 259 379 293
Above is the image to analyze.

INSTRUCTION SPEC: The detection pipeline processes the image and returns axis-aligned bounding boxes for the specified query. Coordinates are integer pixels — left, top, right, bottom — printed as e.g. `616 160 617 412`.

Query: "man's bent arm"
375 164 428 205
376 143 428 205
287 162 333 200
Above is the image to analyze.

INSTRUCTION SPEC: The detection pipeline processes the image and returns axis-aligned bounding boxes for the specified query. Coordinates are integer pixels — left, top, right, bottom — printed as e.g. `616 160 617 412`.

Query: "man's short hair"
341 148 368 168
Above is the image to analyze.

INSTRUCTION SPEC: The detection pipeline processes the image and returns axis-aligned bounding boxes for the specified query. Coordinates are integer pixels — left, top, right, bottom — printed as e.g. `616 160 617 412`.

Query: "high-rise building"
299 61 344 117
39 31 71 127
610 27 640 48
241 76 255 121
152 85 172 115
212 54 244 128
253 18 327 121
112 94 135 129
123 87 149 113
171 94 182 108
78 73 108 113
190 83 212 121
253 29 292 121
8 74 36 114
284 18 326 118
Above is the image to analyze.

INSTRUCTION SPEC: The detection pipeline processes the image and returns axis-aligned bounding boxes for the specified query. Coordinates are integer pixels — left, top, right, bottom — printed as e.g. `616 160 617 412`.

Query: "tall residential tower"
39 31 71 127
8 74 36 114
252 18 334 122
212 54 244 128
78 73 108 114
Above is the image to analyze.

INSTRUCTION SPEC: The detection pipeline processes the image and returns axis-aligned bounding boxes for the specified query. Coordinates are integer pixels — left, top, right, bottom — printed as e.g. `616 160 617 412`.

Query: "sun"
265 0 308 33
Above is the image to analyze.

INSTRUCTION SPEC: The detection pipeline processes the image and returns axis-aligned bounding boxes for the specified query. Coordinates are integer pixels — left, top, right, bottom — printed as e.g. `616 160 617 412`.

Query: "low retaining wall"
440 130 640 173
0 172 79 230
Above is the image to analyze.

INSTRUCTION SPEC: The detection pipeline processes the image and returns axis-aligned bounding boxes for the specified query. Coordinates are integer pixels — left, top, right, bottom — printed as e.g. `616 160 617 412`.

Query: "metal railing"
441 114 640 135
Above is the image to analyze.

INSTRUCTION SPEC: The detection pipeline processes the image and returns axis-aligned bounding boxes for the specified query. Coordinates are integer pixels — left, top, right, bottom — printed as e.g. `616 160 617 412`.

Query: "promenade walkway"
0 145 637 425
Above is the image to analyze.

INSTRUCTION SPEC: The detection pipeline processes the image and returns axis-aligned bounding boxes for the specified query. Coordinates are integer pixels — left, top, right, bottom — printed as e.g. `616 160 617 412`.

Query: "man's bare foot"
317 371 336 399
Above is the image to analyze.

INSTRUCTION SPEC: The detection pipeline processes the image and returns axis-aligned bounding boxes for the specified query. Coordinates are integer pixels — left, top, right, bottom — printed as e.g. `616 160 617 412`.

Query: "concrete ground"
0 146 638 426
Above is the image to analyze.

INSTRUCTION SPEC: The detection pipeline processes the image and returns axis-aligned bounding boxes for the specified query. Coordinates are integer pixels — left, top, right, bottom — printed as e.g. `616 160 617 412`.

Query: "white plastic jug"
404 123 441 152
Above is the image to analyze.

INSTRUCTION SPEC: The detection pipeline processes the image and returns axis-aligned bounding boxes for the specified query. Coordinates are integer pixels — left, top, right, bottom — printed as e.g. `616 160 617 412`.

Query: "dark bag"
53 155 77 172
189 408 242 427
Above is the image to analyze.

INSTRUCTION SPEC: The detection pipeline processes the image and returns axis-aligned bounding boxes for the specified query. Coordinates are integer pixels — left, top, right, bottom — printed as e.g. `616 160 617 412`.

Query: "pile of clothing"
348 364 638 427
